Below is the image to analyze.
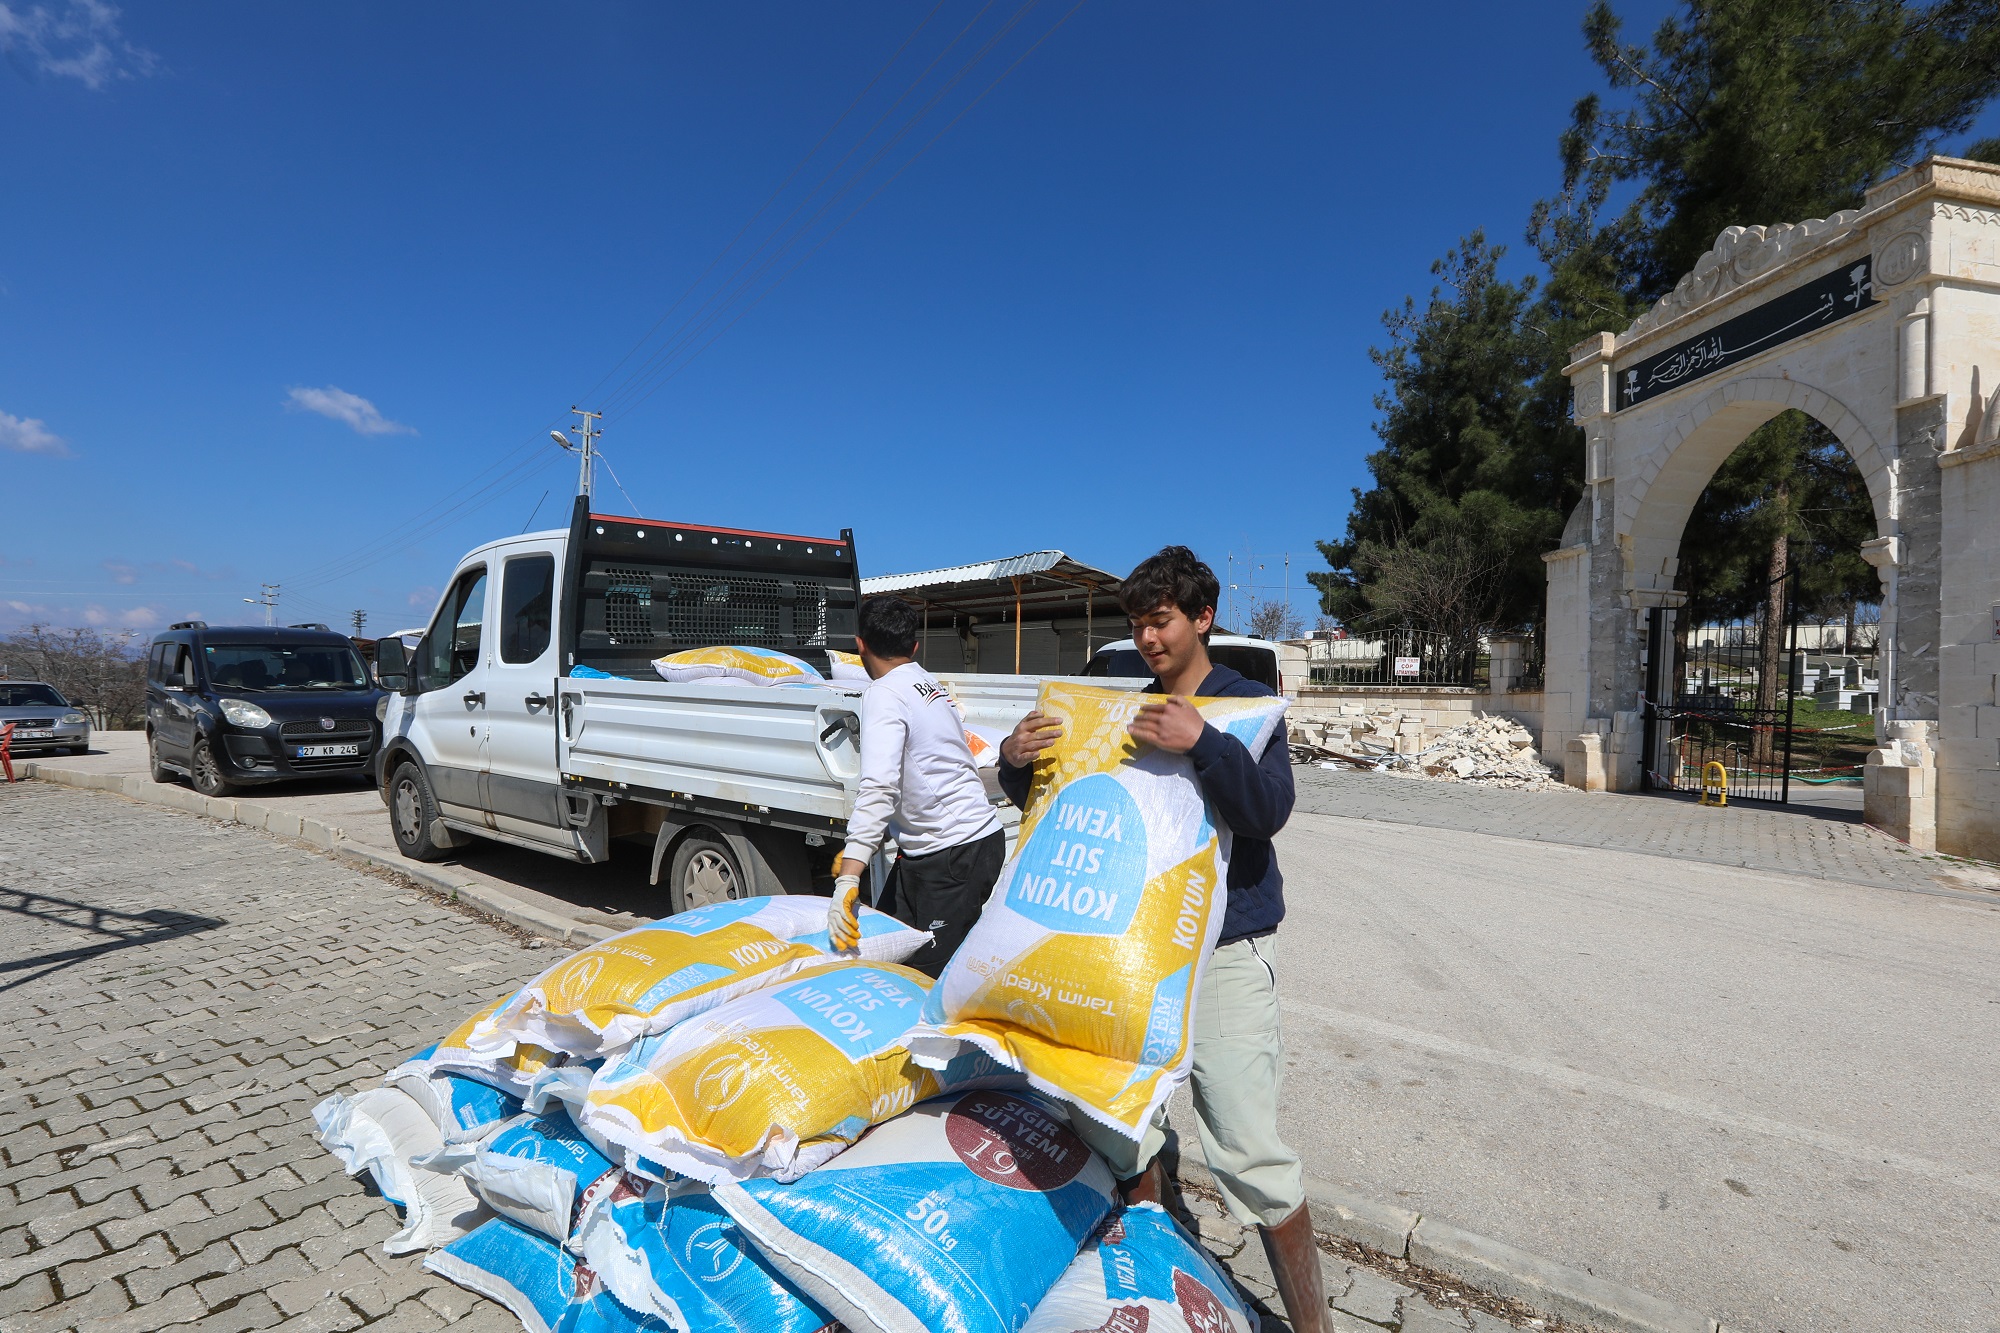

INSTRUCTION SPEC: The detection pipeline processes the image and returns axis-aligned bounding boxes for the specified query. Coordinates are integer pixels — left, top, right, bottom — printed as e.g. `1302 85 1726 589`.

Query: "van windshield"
204 644 368 691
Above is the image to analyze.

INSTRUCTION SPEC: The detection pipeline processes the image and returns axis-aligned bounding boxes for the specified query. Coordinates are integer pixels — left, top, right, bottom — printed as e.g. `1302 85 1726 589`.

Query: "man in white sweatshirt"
828 594 1003 976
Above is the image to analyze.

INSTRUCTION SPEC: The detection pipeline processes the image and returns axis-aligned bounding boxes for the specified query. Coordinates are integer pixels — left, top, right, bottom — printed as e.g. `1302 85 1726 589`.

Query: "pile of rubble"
1290 710 1569 790
1288 705 1428 760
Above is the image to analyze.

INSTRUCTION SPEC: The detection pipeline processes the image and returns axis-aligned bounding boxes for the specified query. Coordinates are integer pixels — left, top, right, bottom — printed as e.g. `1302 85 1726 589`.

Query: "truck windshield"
204 644 368 691
0 683 66 707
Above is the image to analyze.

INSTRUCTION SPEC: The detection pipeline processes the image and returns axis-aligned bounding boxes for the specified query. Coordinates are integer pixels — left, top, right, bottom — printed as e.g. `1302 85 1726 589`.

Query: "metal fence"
1307 629 1481 689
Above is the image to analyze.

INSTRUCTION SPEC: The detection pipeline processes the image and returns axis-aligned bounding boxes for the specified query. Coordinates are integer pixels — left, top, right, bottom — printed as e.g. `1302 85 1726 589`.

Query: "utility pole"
566 407 601 500
243 583 279 627
351 609 368 637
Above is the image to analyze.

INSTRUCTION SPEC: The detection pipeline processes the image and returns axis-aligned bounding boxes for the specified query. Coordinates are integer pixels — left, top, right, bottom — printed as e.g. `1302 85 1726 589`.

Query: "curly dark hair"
1118 546 1219 625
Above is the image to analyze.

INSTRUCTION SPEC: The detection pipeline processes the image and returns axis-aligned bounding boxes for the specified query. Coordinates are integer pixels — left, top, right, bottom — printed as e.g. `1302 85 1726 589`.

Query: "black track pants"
878 828 1006 978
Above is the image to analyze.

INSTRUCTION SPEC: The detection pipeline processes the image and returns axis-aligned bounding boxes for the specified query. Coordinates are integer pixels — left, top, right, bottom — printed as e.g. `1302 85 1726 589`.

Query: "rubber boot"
1257 1202 1330 1333
1117 1158 1167 1207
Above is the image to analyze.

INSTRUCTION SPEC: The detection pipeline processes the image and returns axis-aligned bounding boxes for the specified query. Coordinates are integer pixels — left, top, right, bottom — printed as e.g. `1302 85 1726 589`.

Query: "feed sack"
312 1087 486 1254
716 1087 1115 1333
652 646 823 686
1018 1202 1254 1333
419 1108 618 1244
580 960 937 1184
573 1176 839 1333
388 993 565 1101
424 1216 576 1333
826 649 871 684
907 681 1287 1140
478 897 929 1058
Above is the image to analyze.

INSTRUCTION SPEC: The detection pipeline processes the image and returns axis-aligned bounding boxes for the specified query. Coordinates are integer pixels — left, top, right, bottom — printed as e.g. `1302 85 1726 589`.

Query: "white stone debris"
1396 715 1566 789
1291 712 1570 791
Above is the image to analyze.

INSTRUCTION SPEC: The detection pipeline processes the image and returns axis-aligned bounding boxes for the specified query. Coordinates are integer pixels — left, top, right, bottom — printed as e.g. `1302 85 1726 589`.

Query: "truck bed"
556 671 1145 831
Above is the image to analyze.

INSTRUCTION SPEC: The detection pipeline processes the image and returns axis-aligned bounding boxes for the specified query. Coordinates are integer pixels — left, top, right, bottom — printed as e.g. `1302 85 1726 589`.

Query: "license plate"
15 729 54 740
295 744 359 758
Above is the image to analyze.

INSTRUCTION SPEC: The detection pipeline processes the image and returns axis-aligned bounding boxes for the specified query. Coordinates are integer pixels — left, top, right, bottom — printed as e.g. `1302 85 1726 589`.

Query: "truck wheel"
148 733 174 784
389 760 453 862
190 739 235 796
669 831 745 915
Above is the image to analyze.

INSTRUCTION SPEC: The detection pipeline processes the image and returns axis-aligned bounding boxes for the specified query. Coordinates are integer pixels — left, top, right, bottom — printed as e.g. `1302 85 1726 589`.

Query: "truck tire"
389 760 455 862
669 829 746 915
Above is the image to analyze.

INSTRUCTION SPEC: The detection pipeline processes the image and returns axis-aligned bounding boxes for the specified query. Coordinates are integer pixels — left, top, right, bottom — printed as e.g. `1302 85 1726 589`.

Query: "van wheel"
190 740 234 796
148 733 174 784
389 761 452 862
670 831 745 915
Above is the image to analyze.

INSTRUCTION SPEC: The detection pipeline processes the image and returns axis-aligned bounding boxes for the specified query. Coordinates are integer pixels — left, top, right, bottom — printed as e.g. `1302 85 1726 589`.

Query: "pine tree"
1319 0 2000 648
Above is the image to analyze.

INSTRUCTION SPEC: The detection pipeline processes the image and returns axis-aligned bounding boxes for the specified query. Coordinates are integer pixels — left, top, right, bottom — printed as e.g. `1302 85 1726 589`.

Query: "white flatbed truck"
372 497 1139 913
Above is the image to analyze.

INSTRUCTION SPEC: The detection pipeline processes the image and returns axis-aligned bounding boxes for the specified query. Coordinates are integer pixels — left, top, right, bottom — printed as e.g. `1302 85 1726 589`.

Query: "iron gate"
1641 571 1800 803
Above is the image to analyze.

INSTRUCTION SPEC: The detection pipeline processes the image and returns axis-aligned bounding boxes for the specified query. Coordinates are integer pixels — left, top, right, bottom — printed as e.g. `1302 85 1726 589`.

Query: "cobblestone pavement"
0 781 547 1332
0 781 1536 1333
1292 765 1991 894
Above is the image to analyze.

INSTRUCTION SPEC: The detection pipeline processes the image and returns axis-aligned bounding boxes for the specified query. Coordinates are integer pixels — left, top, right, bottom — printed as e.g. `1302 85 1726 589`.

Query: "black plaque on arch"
1615 257 1876 411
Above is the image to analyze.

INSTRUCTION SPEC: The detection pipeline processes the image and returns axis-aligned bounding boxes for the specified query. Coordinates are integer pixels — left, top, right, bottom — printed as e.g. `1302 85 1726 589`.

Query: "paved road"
20 742 2000 1331
0 781 1512 1333
1258 772 2000 1333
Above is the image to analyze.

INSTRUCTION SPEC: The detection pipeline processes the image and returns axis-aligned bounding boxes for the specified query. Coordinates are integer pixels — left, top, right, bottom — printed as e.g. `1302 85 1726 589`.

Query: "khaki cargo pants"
1068 934 1306 1227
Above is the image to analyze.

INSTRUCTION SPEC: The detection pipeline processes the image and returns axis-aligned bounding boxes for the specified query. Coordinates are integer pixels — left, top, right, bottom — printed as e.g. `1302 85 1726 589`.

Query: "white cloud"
286 385 416 437
102 559 137 584
0 410 69 455
407 585 438 609
0 0 158 90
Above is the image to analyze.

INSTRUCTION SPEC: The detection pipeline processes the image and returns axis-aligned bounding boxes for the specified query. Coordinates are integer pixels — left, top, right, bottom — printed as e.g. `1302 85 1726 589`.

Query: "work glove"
828 875 862 955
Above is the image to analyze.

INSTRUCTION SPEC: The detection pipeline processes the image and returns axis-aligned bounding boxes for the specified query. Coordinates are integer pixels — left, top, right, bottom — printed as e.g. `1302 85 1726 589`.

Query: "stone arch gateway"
1544 156 2000 855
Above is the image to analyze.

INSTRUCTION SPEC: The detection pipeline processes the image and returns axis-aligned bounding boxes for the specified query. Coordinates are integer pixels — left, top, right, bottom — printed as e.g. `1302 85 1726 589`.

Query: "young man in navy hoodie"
998 545 1327 1333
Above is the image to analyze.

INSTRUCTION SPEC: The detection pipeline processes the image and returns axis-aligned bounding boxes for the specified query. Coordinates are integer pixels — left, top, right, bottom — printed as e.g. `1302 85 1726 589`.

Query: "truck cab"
373 497 870 909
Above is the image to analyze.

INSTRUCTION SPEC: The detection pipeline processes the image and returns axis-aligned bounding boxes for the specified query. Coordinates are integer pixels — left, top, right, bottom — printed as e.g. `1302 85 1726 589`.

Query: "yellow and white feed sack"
907 681 1287 1140
579 959 940 1184
475 896 930 1059
652 646 823 686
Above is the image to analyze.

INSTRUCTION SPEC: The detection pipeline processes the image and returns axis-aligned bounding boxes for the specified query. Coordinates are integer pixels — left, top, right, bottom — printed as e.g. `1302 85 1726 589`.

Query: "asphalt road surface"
1252 770 2000 1333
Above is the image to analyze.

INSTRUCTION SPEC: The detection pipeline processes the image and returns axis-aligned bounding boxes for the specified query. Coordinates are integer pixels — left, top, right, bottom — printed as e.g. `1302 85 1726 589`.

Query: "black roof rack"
169 621 208 631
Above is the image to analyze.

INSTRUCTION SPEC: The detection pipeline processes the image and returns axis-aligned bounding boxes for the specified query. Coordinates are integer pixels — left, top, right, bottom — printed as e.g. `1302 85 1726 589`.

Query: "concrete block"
300 818 338 850
1975 641 2000 670
1409 1217 1711 1333
1936 738 1999 770
1565 733 1608 792
1865 761 1929 797
1976 707 2000 740
263 810 304 839
1308 1183 1419 1260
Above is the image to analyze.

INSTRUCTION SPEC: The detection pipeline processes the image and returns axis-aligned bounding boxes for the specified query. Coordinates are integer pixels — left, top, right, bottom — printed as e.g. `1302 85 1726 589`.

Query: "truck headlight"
60 713 87 725
220 699 274 729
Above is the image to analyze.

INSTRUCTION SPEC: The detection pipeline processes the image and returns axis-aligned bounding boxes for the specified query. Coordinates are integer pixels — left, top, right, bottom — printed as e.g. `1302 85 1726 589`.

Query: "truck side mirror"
375 638 411 693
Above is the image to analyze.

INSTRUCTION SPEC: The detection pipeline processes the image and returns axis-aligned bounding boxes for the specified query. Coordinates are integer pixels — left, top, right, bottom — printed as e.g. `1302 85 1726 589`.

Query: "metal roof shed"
860 550 1124 674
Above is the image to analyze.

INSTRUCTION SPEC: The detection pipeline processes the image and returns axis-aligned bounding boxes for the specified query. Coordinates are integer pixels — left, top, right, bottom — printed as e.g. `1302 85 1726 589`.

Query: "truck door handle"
463 691 486 708
525 692 550 711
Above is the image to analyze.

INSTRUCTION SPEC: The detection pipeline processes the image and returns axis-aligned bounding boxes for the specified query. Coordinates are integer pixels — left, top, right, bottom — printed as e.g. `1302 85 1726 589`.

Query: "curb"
1173 1136 1717 1333
16 760 618 947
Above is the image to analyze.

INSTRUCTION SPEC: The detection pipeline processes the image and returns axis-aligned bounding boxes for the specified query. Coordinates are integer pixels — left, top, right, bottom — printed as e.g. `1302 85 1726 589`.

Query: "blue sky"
4 2 1993 640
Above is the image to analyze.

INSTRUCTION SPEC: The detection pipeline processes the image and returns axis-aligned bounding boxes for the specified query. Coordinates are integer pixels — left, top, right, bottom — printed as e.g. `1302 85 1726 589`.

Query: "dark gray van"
144 622 384 795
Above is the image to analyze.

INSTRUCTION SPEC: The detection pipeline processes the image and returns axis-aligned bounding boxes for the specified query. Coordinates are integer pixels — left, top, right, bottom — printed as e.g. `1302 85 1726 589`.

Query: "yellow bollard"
1698 761 1729 807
